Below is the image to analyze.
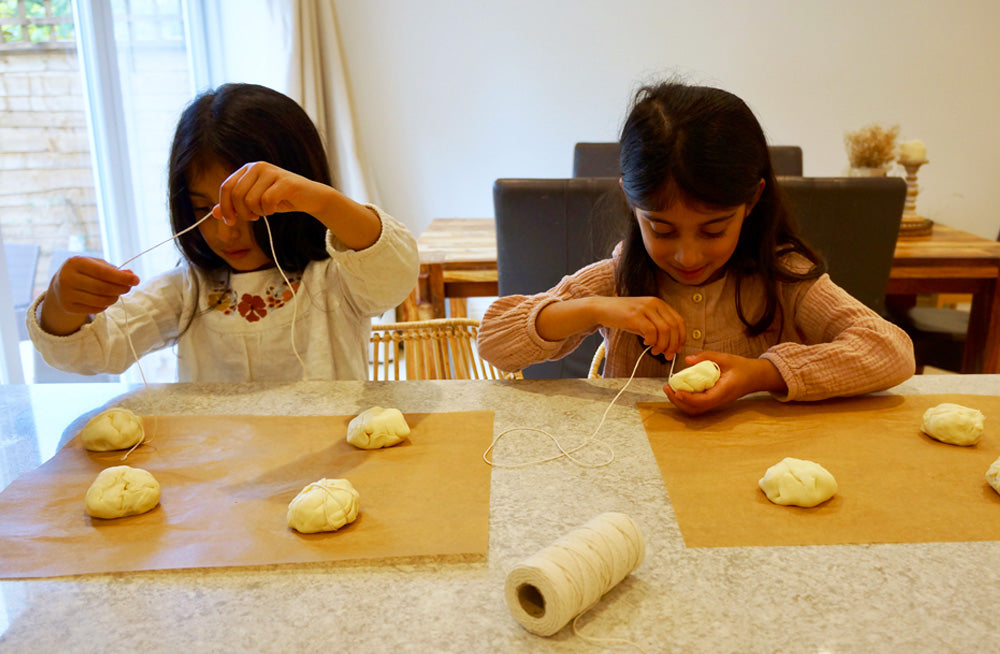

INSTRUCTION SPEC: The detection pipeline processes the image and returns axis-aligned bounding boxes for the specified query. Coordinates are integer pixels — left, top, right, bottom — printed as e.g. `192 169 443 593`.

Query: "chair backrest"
370 318 521 381
493 177 622 378
4 243 40 308
572 142 804 177
4 243 40 340
777 176 906 314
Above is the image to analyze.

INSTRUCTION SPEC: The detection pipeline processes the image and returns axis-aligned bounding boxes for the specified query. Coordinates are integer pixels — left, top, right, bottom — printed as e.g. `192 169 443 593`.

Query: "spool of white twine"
504 512 645 638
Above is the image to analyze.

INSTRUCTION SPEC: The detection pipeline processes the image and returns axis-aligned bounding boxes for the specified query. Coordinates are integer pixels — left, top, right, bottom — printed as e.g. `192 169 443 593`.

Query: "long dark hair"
614 81 824 335
167 83 334 273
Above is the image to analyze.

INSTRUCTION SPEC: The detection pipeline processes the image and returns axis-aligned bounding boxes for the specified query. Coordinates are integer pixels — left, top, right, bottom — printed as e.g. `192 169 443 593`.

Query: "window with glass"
0 0 203 383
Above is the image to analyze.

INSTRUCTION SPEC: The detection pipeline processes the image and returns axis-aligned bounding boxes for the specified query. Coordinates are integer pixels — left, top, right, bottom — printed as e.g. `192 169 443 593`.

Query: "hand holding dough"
986 457 1000 496
668 360 721 393
80 407 144 451
921 403 985 446
85 465 160 519
287 478 360 533
758 457 837 507
346 406 410 449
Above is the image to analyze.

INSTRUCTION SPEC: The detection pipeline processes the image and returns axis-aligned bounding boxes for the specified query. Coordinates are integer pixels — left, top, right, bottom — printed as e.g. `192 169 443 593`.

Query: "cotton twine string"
484 346 676 469
504 512 649 652
110 211 305 459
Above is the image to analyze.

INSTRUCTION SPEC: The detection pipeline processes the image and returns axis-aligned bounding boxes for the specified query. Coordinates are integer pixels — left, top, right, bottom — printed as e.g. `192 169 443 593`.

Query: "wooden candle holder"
898 159 933 237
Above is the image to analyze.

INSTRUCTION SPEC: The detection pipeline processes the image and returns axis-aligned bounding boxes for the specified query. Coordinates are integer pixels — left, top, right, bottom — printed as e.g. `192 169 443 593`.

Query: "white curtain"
273 0 379 206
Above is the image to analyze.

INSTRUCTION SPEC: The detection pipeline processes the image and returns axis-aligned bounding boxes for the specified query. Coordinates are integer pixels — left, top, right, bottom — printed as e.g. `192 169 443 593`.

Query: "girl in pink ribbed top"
478 81 915 415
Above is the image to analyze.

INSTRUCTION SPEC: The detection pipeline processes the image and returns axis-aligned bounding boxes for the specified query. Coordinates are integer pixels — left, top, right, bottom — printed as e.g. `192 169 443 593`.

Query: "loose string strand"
108 211 308 458
483 346 652 469
104 216 216 460
117 212 214 271
261 215 305 374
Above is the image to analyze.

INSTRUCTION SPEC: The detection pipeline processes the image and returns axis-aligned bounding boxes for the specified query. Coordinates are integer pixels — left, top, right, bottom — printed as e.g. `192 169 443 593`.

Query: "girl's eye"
701 230 726 239
647 221 675 237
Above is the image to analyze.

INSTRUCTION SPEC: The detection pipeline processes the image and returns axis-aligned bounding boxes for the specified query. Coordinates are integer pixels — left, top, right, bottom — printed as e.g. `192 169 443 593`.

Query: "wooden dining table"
405 218 1000 373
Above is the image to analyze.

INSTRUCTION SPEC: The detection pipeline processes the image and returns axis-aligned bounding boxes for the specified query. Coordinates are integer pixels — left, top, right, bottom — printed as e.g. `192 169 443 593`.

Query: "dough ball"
85 465 161 519
287 478 360 534
80 407 144 452
346 406 410 449
668 360 721 393
987 457 1000 496
921 403 985 446
758 457 837 508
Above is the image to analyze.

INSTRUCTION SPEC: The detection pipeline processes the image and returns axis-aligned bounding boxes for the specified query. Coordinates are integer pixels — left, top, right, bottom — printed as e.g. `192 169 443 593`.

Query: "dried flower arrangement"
844 123 900 169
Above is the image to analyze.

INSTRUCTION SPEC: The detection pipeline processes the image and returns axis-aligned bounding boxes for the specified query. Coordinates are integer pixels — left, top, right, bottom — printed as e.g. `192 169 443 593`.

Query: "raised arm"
213 161 382 250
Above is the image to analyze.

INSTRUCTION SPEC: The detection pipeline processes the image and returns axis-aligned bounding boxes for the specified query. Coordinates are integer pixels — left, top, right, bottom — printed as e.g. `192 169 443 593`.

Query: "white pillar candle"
899 140 927 163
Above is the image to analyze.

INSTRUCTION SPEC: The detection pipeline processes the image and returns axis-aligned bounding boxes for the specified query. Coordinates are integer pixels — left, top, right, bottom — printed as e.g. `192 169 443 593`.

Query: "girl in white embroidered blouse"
29 83 418 382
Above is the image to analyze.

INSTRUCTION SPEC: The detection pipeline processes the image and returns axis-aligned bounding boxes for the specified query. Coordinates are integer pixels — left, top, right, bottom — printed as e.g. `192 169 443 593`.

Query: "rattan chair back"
370 318 522 381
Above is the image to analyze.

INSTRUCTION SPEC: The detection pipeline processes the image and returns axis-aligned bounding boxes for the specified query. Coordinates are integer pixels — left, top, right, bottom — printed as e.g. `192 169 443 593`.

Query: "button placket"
690 291 704 342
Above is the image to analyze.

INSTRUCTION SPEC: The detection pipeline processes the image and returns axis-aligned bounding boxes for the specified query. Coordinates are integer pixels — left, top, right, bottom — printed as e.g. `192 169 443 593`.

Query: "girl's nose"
216 220 243 243
673 238 701 268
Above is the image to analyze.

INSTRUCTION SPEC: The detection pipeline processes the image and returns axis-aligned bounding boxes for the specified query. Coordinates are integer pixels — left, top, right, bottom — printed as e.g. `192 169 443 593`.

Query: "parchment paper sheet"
0 411 493 578
639 394 1000 548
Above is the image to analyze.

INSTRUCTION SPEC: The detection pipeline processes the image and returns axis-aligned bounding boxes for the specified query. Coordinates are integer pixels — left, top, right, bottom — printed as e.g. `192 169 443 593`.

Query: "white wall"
331 0 1000 240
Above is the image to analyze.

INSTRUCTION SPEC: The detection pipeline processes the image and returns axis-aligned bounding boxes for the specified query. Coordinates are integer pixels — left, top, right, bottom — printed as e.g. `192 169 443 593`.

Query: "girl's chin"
227 258 275 272
666 265 723 286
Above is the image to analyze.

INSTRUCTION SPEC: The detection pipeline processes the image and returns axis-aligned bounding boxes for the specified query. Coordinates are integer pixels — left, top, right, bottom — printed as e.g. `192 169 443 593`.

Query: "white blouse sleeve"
27 266 198 375
323 205 419 318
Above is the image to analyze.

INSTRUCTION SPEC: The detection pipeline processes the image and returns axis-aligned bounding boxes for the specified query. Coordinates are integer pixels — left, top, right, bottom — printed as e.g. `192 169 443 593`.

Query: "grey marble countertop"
1 375 999 653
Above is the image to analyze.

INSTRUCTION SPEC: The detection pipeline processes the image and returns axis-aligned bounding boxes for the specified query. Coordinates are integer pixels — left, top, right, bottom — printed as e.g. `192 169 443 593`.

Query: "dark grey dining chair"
777 176 906 316
493 177 623 378
4 242 40 340
573 142 804 178
493 175 905 377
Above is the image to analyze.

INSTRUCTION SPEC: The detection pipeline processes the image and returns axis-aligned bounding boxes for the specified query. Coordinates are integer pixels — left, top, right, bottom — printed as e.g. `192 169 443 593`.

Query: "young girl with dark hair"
29 83 418 382
478 81 914 415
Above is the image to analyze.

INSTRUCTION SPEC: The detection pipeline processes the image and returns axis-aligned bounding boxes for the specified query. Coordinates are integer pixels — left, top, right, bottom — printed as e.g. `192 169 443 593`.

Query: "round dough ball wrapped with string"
287 478 360 533
85 465 161 519
758 457 837 507
921 403 985 446
668 360 721 393
80 407 145 452
346 407 410 449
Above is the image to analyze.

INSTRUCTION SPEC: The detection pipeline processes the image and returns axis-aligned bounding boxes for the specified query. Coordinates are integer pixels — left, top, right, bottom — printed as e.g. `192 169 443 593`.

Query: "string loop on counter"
504 512 649 652
483 346 652 469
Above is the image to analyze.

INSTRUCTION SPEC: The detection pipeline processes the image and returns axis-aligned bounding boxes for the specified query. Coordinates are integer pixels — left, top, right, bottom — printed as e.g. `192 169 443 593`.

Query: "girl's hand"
589 296 686 359
663 351 787 416
211 161 382 251
40 256 139 335
213 161 330 226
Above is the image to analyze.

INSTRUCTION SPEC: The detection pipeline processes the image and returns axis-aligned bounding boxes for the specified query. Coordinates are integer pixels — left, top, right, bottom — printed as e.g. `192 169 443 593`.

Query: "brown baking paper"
0 411 492 578
638 394 1000 548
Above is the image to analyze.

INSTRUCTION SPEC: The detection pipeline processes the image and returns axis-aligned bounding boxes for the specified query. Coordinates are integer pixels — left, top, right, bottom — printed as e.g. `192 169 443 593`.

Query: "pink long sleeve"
477 252 915 399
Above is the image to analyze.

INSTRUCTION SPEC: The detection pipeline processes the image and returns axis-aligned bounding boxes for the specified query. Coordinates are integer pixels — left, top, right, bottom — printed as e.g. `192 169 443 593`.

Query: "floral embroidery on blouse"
206 276 302 323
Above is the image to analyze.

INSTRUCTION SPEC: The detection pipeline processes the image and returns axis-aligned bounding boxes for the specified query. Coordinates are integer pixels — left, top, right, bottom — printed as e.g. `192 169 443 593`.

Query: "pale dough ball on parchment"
346 406 410 449
921 403 985 446
287 478 360 533
986 457 1000 496
80 407 144 452
759 457 838 507
668 360 721 393
85 465 160 519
